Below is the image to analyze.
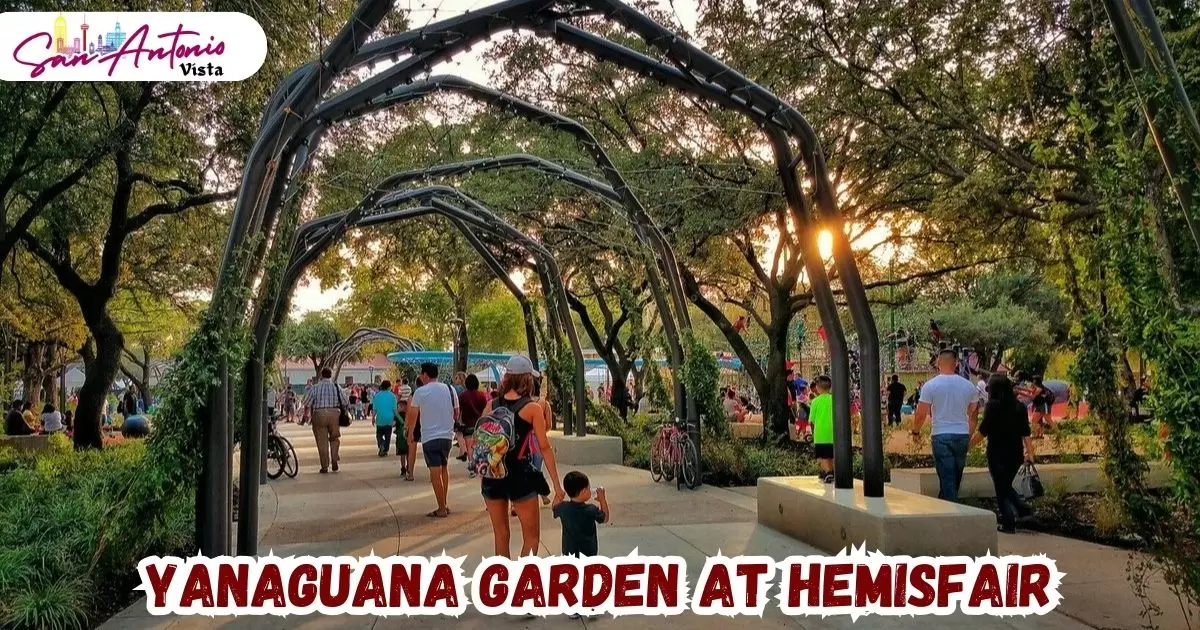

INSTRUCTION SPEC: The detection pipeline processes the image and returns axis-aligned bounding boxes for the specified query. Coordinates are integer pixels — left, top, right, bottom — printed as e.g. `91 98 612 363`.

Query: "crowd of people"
268 357 610 562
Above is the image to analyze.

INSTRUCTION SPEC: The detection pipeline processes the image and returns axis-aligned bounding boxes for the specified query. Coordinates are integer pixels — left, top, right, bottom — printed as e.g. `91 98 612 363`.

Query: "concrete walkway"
103 422 1144 629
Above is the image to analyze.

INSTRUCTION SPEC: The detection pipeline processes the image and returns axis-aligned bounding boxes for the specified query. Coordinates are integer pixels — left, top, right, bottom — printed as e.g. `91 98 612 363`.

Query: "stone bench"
0 434 52 453
547 431 623 465
730 422 763 439
758 476 997 556
888 461 1171 498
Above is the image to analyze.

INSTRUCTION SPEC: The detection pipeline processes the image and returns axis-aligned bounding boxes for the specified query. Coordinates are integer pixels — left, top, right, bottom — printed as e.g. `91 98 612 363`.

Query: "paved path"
104 422 1131 629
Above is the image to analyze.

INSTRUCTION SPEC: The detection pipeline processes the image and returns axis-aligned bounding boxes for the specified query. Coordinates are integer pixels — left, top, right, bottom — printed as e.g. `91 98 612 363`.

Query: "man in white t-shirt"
912 349 979 501
406 362 459 518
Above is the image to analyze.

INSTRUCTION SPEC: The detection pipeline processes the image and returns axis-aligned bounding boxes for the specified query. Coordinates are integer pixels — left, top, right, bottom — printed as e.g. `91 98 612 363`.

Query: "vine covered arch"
192 0 885 555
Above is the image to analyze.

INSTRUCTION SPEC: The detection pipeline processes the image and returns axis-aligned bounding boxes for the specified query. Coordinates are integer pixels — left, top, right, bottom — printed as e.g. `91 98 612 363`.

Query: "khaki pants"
311 408 342 470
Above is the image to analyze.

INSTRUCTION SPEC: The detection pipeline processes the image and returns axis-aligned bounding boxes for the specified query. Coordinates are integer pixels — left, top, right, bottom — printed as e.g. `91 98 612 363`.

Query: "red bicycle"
649 418 699 490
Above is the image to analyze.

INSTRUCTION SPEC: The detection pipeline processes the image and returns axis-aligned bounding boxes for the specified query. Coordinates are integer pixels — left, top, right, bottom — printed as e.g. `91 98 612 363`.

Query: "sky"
290 0 702 315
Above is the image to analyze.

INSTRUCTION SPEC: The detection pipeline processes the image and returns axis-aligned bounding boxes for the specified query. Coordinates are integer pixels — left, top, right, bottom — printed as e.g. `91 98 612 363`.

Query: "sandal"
426 508 450 518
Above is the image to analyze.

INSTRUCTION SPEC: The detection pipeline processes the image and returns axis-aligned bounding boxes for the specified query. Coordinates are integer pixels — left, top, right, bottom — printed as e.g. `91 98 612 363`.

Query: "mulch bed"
963 492 1149 550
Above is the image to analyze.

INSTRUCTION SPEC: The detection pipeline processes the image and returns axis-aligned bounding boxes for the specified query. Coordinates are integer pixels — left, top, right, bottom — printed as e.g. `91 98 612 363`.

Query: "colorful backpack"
469 398 529 479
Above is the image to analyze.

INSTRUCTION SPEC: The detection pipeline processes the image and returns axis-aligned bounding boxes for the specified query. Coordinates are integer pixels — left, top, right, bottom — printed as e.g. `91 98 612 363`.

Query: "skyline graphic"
51 13 126 56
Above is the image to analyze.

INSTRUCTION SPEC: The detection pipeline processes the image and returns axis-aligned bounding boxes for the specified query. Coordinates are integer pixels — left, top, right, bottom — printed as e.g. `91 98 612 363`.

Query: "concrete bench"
730 422 763 439
758 476 997 556
547 431 623 465
0 434 52 453
889 461 1171 498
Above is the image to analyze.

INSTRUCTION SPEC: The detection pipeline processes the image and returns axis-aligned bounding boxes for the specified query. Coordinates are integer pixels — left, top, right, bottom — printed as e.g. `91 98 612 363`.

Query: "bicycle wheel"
663 439 676 481
681 437 700 489
649 433 665 482
266 436 285 480
281 436 299 478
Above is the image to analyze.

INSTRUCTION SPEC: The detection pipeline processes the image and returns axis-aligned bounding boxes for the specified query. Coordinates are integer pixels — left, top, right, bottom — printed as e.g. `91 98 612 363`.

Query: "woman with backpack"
474 355 565 559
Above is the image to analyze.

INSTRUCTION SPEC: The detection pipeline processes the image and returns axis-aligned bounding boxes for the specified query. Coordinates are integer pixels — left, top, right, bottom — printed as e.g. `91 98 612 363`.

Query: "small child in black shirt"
552 471 610 558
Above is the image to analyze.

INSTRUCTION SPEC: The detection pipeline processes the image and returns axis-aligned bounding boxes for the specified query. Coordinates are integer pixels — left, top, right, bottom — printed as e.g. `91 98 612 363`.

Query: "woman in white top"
41 403 64 433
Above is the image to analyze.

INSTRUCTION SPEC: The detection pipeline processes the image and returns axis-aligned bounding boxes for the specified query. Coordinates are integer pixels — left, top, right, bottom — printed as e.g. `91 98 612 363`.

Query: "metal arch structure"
327 328 424 381
236 194 586 555
207 0 887 556
314 74 694 427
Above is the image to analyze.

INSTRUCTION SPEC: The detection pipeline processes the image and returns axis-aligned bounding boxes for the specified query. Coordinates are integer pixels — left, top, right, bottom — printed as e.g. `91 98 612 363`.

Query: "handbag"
1014 462 1044 499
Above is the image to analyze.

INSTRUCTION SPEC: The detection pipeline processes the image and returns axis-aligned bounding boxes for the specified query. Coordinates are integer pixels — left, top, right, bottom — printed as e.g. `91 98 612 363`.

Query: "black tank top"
496 396 533 470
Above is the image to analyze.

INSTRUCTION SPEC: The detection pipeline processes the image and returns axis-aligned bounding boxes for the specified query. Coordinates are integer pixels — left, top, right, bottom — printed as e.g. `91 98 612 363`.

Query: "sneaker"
378 448 386 457
332 463 339 472
319 468 328 474
820 472 834 484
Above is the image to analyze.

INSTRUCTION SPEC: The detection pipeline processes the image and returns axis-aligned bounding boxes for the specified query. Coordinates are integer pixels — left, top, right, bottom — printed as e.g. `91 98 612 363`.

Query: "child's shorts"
813 443 834 459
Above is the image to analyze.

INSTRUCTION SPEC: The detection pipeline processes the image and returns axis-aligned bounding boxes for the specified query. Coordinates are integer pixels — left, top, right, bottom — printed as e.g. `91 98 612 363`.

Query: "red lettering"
736 563 770 608
352 564 387 607
215 564 248 607
613 564 644 607
581 564 612 608
288 564 318 607
477 565 509 608
511 564 546 608
969 564 1003 608
389 564 422 607
547 563 580 608
822 564 852 607
786 563 821 607
424 563 460 608
1005 564 1019 607
251 564 285 608
907 564 936 607
143 563 177 608
179 564 213 608
698 564 734 608
893 564 908 605
854 565 892 607
936 563 968 607
1019 564 1051 607
318 564 351 607
646 564 678 608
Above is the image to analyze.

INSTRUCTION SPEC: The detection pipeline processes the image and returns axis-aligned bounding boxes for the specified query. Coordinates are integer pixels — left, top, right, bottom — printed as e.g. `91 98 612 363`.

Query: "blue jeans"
931 434 970 500
376 425 392 452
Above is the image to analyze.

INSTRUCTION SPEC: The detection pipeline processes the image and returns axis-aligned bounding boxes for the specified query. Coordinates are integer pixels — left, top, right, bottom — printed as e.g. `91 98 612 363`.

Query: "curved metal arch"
237 198 584 555
318 76 692 423
328 328 424 380
213 0 890 556
333 0 881 491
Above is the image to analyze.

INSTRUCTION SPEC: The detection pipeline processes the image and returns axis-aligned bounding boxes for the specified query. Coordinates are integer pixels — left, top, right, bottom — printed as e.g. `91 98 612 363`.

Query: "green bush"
0 441 192 629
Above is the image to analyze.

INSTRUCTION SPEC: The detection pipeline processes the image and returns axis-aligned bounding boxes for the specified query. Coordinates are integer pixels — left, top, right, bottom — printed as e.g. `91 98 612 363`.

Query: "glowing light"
818 229 834 259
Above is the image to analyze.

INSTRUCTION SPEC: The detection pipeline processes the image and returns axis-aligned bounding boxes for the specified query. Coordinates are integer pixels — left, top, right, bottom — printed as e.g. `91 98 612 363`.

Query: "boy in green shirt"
809 375 834 483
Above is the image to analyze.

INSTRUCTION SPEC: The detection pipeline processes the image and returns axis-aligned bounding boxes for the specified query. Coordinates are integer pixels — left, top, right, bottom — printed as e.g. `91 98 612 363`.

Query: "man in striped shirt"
305 367 349 473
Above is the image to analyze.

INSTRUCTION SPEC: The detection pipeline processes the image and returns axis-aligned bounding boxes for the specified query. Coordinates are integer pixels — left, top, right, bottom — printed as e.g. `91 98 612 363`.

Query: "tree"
113 291 196 406
279 311 343 376
468 292 526 353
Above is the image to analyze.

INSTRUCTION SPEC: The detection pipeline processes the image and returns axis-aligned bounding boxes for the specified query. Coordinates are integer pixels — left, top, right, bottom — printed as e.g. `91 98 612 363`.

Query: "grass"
0 436 193 630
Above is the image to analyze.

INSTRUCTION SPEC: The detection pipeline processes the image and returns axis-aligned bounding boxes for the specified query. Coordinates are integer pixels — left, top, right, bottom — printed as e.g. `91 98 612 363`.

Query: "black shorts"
1033 401 1051 414
481 470 547 503
422 438 452 467
813 443 834 459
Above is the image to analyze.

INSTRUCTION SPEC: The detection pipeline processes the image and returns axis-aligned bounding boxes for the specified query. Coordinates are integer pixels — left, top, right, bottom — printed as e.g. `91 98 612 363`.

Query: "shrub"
0 441 192 629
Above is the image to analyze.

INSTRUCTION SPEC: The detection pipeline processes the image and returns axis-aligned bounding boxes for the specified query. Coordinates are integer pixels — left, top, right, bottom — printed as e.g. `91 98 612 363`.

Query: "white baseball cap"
506 355 540 377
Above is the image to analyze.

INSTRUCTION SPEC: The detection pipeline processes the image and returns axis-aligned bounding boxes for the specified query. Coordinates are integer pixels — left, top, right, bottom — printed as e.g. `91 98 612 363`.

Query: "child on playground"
809 375 835 483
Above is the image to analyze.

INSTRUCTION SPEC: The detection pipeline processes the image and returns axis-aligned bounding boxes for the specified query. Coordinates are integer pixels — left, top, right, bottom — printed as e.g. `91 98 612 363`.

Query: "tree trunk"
75 309 124 450
22 341 44 408
762 296 794 438
453 300 468 375
139 348 152 406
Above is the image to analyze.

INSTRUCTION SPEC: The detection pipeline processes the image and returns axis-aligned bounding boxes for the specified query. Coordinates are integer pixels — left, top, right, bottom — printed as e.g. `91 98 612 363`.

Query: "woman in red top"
458 374 490 478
